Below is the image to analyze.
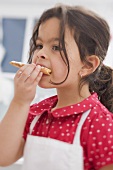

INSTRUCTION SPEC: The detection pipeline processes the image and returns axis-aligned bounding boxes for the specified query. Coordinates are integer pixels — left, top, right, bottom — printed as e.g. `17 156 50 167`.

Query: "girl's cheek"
52 64 67 79
32 54 37 63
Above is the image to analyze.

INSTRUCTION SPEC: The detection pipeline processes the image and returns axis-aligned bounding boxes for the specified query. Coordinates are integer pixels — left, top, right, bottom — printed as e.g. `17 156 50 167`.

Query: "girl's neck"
54 84 91 109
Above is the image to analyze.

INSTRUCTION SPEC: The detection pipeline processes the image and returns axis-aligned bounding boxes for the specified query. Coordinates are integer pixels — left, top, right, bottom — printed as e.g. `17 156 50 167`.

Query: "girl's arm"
0 64 42 166
0 100 29 166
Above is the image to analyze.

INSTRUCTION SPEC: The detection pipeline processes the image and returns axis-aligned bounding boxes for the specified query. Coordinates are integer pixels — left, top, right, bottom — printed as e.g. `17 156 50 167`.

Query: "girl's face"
32 17 84 89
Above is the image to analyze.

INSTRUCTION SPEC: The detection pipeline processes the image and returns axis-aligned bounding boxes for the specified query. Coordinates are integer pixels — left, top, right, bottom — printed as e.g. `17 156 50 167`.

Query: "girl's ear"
79 55 100 77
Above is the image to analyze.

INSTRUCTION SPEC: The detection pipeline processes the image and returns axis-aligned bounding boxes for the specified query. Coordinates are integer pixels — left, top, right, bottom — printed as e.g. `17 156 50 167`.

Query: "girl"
0 4 113 170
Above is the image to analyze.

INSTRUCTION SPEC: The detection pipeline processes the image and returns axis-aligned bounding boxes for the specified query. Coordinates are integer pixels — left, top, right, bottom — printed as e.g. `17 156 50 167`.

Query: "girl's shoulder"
81 102 113 170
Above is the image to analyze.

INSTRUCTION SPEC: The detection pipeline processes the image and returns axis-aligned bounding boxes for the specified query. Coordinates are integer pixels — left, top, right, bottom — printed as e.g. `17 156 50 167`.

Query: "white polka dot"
97 130 100 133
92 143 96 147
89 131 93 135
103 135 106 138
61 133 65 136
108 140 112 144
101 162 106 165
100 154 104 158
67 133 70 136
66 129 69 132
89 158 93 161
104 147 108 151
95 155 99 159
106 157 111 161
96 149 100 152
90 151 94 154
110 135 113 138
96 162 101 165
83 142 86 145
90 125 94 128
108 152 113 155
59 126 62 129
93 137 96 140
98 142 102 145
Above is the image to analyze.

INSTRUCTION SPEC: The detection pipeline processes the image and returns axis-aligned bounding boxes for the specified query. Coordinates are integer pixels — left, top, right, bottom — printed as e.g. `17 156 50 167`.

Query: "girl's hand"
13 63 43 105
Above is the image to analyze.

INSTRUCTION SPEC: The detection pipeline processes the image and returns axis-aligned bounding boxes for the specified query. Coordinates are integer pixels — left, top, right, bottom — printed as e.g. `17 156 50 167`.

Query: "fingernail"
36 65 41 69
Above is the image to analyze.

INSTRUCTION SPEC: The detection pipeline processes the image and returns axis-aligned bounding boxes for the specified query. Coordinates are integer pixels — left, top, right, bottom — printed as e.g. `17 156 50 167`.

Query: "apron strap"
29 114 42 135
73 109 91 145
29 109 91 144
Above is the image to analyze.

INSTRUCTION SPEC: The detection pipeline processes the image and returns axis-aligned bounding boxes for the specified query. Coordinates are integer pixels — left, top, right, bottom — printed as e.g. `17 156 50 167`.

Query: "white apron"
21 109 90 170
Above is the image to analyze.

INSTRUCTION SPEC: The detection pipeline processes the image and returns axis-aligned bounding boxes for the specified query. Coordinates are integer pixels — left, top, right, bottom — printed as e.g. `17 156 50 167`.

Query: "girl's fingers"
15 64 43 86
25 65 42 84
16 64 30 78
16 63 36 81
35 71 43 83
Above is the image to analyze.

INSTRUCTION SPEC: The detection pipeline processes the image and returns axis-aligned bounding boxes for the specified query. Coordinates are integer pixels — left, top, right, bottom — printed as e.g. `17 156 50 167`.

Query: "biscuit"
9 61 51 75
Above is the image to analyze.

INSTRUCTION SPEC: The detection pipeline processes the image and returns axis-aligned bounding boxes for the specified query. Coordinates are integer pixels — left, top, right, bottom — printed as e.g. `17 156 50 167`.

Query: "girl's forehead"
38 18 61 40
38 18 73 41
39 17 60 32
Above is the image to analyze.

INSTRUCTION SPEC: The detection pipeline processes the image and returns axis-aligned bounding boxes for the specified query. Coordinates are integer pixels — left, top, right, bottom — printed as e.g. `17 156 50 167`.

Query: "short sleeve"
82 111 113 170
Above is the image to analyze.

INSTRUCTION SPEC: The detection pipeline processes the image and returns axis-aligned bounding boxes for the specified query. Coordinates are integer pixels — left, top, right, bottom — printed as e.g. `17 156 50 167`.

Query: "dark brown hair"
28 4 113 112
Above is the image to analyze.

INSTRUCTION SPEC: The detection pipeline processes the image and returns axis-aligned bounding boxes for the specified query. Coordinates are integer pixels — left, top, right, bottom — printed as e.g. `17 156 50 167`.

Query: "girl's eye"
52 45 61 51
35 44 43 50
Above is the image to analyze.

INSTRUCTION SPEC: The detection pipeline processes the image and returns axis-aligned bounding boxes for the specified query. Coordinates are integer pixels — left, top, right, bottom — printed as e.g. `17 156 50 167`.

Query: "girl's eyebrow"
36 37 60 43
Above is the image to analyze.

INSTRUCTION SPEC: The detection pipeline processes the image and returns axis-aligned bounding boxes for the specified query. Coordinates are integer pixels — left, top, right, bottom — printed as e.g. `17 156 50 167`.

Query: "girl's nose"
40 55 46 59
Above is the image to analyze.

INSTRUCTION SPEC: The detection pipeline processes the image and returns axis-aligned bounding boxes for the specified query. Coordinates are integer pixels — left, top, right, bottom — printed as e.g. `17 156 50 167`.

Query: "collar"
51 93 99 117
29 93 100 118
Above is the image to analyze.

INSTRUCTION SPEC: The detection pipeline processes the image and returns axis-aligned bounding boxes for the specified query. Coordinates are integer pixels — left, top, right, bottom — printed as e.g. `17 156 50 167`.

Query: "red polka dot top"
23 93 113 170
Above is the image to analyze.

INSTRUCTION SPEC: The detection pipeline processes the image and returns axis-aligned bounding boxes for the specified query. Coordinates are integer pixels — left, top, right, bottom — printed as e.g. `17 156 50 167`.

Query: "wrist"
11 98 31 108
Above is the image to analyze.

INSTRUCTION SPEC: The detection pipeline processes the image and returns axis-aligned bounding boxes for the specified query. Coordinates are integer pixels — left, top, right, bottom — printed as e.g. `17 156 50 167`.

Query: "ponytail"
89 64 113 112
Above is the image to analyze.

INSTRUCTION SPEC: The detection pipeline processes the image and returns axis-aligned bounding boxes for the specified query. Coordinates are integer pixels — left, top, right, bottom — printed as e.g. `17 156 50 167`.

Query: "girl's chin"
38 80 52 89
